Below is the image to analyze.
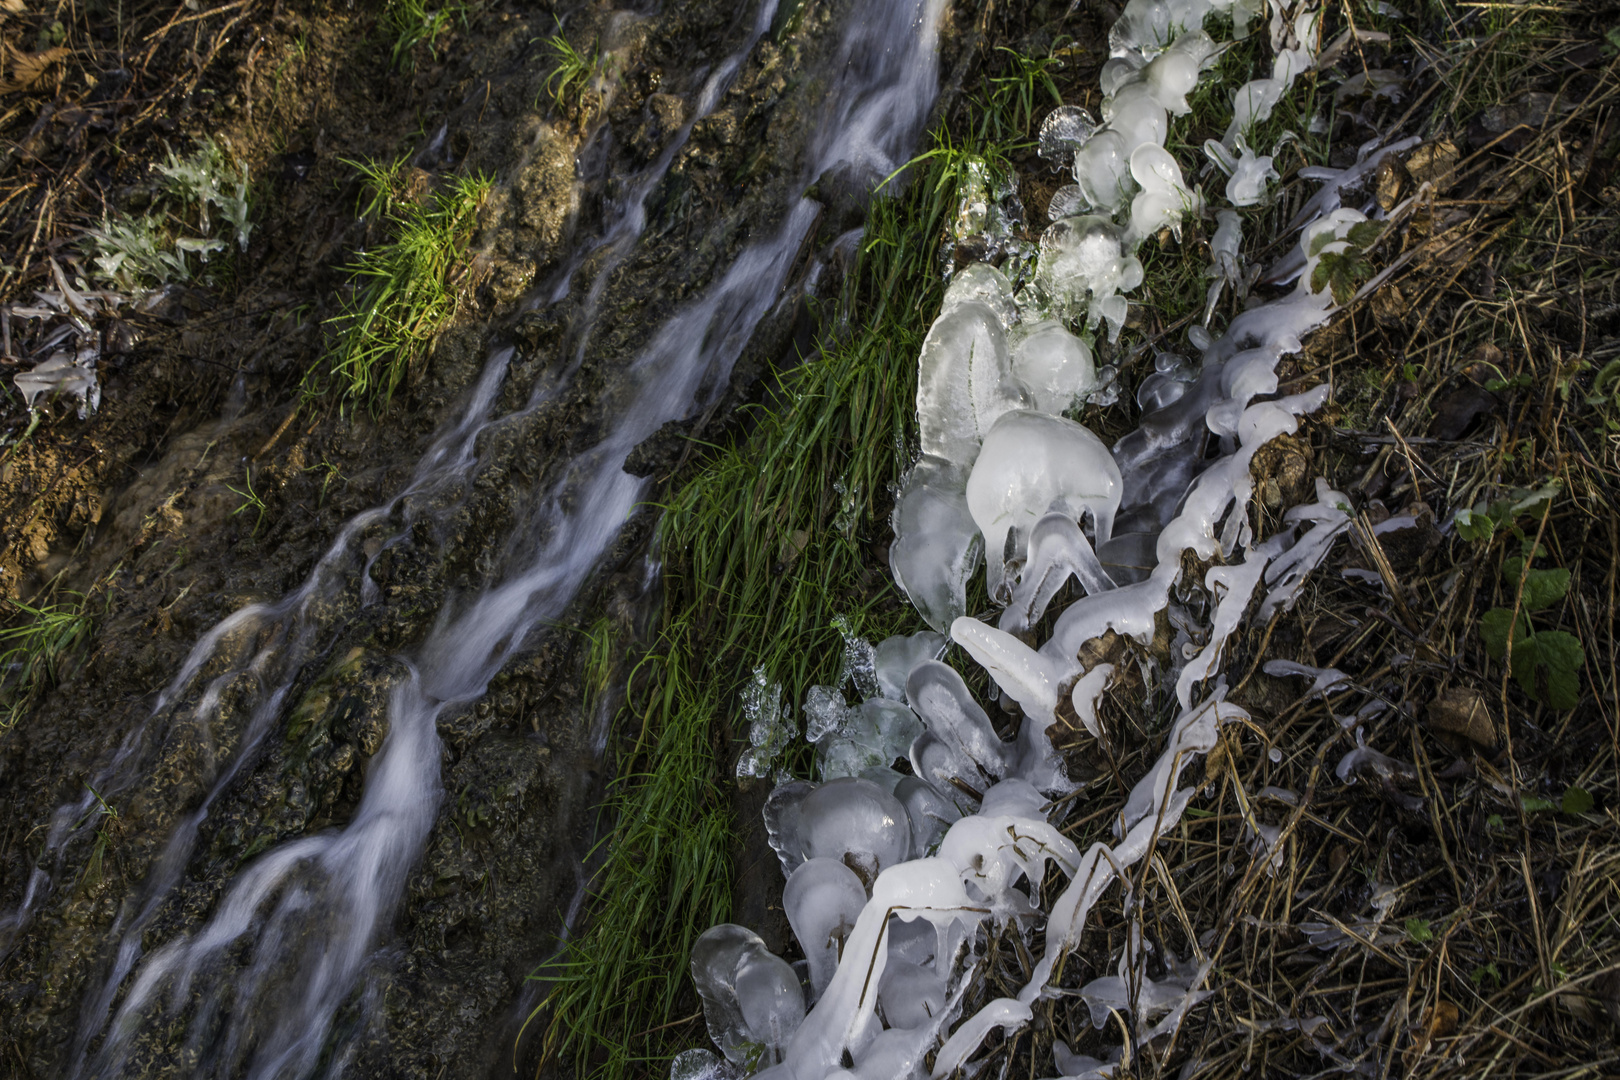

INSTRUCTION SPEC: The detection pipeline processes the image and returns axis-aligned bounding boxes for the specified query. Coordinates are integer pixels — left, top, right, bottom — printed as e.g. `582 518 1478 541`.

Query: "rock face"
0 0 910 1075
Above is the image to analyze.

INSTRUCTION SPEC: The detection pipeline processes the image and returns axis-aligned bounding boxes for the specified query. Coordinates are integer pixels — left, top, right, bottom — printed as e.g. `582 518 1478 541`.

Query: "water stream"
40 0 948 1076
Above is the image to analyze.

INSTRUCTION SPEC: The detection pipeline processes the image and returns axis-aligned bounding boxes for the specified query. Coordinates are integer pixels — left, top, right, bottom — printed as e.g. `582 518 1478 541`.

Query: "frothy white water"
61 0 946 1074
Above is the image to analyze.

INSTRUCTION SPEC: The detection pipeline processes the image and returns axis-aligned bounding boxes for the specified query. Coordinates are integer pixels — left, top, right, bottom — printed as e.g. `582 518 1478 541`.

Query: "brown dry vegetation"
957 5 1620 1078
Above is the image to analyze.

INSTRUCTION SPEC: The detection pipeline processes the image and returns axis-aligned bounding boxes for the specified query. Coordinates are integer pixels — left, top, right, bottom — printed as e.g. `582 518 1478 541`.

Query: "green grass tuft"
0 591 93 730
307 160 491 416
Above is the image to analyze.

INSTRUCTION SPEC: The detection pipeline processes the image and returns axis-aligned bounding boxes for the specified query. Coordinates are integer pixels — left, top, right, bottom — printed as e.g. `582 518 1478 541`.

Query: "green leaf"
1510 630 1585 709
1479 607 1527 660
1470 962 1501 986
1486 813 1504 830
1500 559 1570 611
1455 508 1494 542
1347 220 1384 250
1309 229 1336 257
1521 567 1570 610
1521 795 1556 813
1561 786 1594 815
1404 917 1433 943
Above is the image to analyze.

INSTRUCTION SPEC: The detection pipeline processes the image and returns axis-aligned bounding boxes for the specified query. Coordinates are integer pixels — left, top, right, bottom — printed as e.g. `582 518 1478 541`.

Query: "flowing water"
31 0 948 1076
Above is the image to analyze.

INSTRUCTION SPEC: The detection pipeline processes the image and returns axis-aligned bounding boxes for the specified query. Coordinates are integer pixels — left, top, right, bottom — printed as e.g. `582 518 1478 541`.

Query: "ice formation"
964 409 1121 598
677 0 1404 1075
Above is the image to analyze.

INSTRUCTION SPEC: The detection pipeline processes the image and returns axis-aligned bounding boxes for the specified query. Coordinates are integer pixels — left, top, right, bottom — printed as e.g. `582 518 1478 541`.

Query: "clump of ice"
964 409 1121 598
691 924 806 1067
1205 135 1279 206
1010 319 1096 415
1036 215 1144 342
681 0 1392 1075
888 456 981 633
1204 207 1245 324
783 858 867 1001
914 297 1030 467
1038 105 1098 171
1128 143 1201 242
1069 130 1134 215
872 630 944 701
1144 29 1217 114
736 667 794 779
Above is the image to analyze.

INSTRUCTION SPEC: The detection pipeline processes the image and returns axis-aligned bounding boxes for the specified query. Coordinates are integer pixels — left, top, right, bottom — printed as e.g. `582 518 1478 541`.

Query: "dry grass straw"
937 6 1620 1079
0 0 269 307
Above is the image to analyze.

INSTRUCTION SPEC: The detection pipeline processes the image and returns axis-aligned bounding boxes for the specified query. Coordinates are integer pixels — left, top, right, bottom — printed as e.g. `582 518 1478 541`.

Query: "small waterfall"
57 0 948 1075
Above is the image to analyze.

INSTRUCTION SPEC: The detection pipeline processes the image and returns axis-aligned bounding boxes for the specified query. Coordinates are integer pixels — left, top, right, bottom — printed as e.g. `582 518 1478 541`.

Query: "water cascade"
679 0 1423 1076
0 0 956 1075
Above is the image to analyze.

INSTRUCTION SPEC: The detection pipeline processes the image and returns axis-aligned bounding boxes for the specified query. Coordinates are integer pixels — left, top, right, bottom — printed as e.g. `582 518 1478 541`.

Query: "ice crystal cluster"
678 1 1407 1076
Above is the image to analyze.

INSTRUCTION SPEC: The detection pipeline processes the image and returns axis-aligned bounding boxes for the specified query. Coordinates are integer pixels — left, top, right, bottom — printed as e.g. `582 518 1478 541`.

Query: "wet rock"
624 415 697 479
631 92 688 158
808 161 879 237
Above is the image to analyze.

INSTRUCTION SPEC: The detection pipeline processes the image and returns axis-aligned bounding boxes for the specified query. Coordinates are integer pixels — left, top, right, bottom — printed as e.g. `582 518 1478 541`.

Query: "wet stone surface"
0 0 891 1075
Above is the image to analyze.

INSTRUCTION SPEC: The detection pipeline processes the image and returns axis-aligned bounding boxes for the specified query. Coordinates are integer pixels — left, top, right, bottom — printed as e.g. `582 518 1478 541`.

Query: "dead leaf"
1405 139 1461 193
1427 687 1497 750
0 0 28 13
1426 1001 1459 1038
0 44 69 95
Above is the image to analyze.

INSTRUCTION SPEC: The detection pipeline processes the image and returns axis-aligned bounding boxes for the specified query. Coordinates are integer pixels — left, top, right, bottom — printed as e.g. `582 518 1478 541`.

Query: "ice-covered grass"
668 0 1444 1075
531 141 965 1080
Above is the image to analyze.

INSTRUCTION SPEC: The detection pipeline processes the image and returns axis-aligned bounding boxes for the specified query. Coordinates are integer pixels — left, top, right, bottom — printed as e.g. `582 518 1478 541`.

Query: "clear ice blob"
1046 184 1089 221
888 456 982 634
691 924 804 1065
783 858 868 1001
999 512 1116 635
915 299 1031 468
1128 143 1199 241
895 774 962 857
1099 55 1144 98
940 262 1019 331
735 948 807 1060
965 409 1122 598
873 630 946 701
763 779 816 878
1035 216 1144 342
906 661 1014 783
909 730 984 806
1037 105 1098 171
876 959 948 1030
1102 82 1169 153
1204 135 1277 206
799 776 911 881
1010 319 1097 415
1070 130 1133 213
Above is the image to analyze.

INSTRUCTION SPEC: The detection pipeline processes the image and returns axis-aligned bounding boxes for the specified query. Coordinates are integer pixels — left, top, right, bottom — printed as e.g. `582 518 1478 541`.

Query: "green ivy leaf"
1346 220 1385 250
1499 560 1571 611
1521 794 1556 812
1309 229 1337 257
1455 508 1494 541
1510 630 1585 710
1404 917 1433 943
1562 786 1594 815
1479 607 1527 660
